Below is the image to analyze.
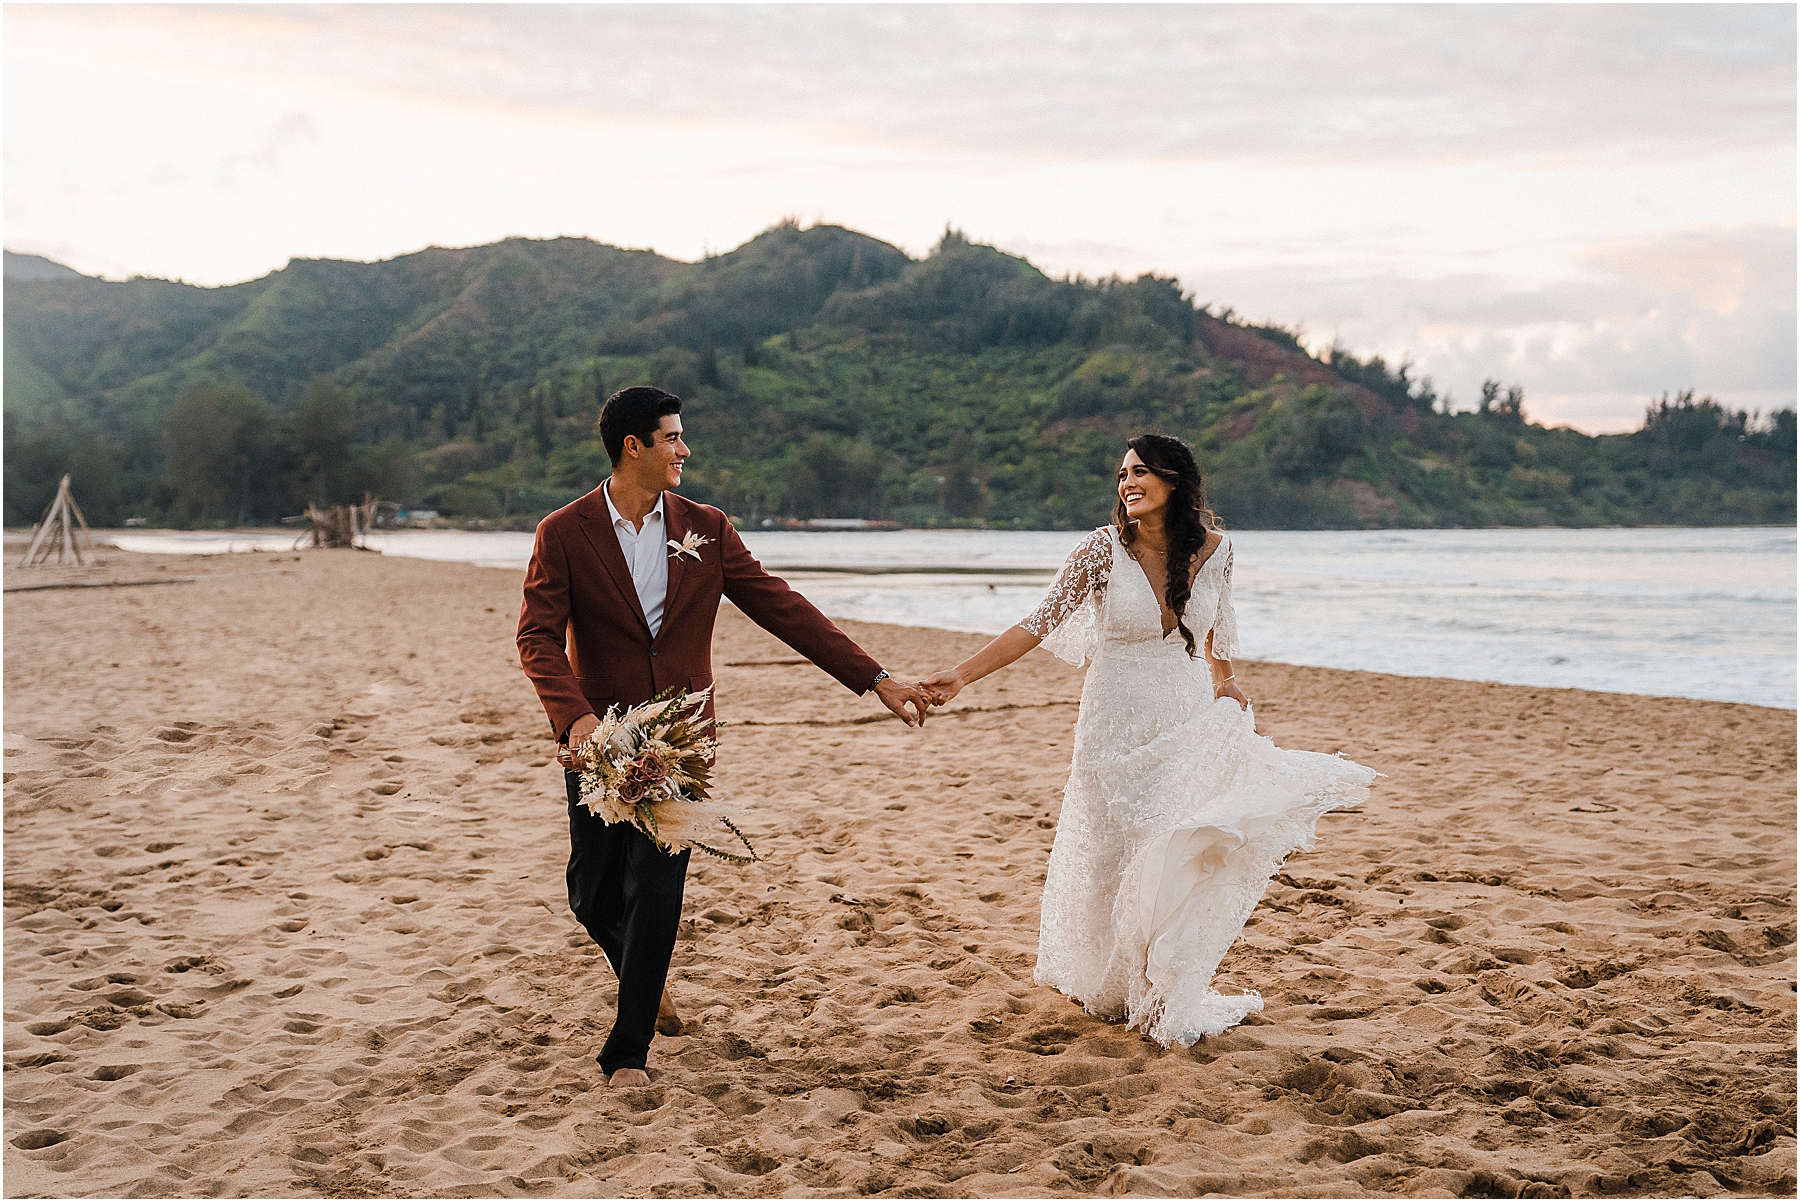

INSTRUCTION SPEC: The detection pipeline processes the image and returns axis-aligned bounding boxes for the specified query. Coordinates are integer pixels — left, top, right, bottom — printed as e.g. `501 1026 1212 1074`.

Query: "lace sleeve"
1207 537 1240 661
1021 527 1113 666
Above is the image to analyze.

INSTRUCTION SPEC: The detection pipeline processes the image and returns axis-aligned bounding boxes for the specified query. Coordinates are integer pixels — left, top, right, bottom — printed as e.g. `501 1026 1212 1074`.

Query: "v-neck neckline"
1121 529 1225 641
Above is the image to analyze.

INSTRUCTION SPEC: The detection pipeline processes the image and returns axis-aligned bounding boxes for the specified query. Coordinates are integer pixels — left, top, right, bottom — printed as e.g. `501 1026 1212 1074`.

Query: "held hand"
874 677 931 728
1215 680 1250 710
918 671 964 707
557 712 600 768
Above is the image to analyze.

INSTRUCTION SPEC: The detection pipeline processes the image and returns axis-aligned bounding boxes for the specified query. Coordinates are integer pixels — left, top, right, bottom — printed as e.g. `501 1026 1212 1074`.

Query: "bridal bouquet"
568 687 760 864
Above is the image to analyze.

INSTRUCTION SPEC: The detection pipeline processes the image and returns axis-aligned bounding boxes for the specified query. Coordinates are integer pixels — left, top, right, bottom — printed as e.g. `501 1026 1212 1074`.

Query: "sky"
5 3 1794 433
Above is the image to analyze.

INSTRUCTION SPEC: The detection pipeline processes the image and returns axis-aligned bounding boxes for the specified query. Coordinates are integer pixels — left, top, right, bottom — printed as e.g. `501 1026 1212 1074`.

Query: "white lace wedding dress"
1021 526 1375 1045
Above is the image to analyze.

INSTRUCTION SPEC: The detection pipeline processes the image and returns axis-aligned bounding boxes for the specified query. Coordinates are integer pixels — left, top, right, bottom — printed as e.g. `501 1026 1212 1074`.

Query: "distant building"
759 517 903 531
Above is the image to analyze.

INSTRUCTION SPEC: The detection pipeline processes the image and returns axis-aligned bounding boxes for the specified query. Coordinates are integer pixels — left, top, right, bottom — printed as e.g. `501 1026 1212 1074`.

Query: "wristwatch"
870 669 890 691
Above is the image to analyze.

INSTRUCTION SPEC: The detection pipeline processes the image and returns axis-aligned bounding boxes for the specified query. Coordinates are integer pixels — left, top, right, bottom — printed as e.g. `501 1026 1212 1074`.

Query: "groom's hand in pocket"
874 677 931 728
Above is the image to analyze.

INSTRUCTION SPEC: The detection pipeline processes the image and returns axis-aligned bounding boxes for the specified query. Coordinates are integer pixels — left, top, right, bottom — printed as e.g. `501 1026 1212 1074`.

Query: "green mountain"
5 223 1793 530
3 251 86 282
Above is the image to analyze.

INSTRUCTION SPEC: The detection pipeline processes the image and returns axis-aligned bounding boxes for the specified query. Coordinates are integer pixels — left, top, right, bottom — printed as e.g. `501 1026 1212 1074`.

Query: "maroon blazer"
517 484 883 740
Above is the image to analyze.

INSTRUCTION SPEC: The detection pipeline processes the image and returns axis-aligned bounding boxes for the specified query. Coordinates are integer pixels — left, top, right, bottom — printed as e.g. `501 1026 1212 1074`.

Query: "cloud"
11 4 1792 166
3 5 1790 433
217 111 318 190
1179 223 1796 431
1572 225 1790 320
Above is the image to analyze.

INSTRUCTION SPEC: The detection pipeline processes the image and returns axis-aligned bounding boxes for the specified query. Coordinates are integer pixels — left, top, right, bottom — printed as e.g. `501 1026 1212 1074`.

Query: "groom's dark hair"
599 386 683 465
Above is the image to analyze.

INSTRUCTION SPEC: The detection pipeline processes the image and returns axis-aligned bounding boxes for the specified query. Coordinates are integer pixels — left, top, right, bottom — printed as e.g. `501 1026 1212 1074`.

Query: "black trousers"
564 770 691 1074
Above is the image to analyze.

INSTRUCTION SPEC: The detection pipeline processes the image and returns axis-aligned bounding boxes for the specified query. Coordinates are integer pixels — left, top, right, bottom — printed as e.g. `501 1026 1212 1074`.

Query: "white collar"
603 478 664 530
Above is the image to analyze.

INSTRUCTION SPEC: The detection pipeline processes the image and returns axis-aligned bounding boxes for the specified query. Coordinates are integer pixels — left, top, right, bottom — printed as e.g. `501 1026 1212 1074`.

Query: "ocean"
102 525 1796 710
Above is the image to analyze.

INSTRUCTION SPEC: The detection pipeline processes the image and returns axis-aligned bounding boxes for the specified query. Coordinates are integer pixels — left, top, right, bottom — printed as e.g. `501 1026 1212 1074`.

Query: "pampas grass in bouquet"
568 687 760 863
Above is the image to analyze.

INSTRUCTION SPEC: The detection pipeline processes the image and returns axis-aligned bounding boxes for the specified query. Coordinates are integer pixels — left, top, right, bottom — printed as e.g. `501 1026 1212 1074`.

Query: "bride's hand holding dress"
1214 677 1250 709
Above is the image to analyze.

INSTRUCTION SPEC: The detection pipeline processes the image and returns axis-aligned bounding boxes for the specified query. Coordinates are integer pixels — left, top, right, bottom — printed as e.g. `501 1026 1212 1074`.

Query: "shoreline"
17 529 1800 712
17 520 1797 535
5 547 1795 1197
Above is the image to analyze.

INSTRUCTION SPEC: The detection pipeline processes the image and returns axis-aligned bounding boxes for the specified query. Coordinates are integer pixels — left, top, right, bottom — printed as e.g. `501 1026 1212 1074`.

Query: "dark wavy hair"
599 386 683 466
1113 433 1223 658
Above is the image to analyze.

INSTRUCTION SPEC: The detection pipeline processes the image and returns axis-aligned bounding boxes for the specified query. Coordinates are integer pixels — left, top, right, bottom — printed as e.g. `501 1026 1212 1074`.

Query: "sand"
4 541 1794 1198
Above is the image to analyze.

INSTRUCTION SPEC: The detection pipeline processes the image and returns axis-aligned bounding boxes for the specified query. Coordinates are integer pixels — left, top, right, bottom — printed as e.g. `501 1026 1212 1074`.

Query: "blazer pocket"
576 675 614 702
688 673 714 695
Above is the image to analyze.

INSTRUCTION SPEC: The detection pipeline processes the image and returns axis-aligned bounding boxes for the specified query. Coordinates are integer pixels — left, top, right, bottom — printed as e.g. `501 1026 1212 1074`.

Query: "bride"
919 433 1375 1045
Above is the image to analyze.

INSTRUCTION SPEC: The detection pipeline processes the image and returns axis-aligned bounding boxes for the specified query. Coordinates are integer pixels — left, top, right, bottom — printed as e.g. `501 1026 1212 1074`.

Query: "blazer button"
650 648 658 657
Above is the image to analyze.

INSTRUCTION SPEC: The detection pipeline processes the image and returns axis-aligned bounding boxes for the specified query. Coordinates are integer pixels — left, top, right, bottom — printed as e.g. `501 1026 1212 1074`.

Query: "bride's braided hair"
1113 433 1222 658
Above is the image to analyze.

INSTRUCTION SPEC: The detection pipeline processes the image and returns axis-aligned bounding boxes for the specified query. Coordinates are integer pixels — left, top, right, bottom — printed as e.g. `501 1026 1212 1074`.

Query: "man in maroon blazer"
517 386 931 1086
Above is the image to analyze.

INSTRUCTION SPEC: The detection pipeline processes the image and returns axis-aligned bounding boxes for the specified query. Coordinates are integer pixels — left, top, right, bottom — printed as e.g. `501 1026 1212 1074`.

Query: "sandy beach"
5 542 1794 1198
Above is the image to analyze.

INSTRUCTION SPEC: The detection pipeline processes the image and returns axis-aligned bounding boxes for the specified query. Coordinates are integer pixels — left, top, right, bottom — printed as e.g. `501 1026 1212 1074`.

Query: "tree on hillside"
782 434 885 518
941 433 986 519
1747 408 1797 460
3 414 133 528
1322 343 1439 413
164 384 281 525
1470 378 1526 421
1267 387 1370 481
528 389 555 457
1639 390 1748 454
287 380 359 505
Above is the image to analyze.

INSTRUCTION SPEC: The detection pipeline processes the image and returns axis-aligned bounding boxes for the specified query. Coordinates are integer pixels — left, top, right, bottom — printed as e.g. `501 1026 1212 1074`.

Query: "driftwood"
5 578 196 594
2 568 297 595
18 475 92 568
297 494 385 550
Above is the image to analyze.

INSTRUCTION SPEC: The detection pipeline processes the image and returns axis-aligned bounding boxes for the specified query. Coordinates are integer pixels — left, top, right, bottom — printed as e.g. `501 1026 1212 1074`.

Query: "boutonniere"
667 531 712 562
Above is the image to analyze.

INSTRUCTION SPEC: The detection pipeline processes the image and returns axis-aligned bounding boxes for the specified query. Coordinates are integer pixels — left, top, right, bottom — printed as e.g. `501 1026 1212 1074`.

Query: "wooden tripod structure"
18 475 92 568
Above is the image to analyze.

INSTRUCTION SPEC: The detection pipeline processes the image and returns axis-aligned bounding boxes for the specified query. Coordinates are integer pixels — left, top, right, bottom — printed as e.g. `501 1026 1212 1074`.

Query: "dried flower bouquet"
568 687 759 864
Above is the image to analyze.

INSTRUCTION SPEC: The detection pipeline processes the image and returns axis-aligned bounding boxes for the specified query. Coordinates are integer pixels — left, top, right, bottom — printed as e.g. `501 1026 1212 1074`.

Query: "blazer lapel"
576 483 651 637
660 494 688 628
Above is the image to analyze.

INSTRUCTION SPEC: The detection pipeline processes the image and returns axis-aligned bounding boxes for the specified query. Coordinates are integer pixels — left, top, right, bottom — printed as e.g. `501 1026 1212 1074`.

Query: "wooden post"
19 497 58 566
18 475 89 568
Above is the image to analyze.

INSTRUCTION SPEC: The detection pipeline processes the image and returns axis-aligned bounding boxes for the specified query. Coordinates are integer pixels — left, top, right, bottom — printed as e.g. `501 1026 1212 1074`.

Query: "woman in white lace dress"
919 434 1374 1046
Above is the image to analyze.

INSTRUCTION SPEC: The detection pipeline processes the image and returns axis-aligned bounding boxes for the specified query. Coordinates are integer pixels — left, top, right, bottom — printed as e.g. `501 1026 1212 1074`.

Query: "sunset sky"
5 3 1793 432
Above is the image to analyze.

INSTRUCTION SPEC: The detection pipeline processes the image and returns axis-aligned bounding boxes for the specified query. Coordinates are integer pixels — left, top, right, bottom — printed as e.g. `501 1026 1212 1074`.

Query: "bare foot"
608 1067 651 1087
656 989 683 1037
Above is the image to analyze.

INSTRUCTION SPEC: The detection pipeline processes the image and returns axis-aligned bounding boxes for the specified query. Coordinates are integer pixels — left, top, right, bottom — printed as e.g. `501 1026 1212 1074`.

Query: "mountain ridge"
4 223 1792 530
3 250 86 281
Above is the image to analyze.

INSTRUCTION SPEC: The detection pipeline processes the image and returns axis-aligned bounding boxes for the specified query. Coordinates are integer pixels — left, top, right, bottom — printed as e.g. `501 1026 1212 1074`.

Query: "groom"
517 385 931 1086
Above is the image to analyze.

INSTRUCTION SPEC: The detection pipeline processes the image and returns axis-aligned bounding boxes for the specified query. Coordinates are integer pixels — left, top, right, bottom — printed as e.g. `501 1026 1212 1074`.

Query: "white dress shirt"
604 479 669 637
